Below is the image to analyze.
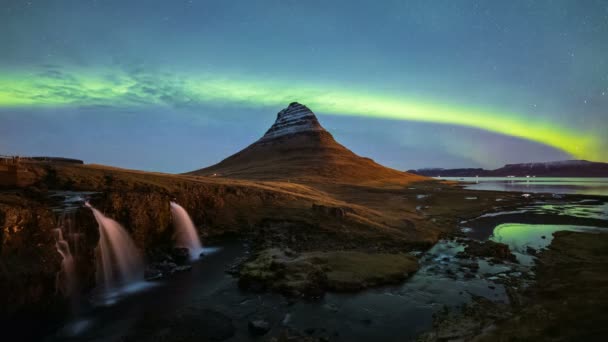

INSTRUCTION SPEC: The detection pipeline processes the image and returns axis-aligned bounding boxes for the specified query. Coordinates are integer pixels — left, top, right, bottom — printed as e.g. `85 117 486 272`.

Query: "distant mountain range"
408 160 608 177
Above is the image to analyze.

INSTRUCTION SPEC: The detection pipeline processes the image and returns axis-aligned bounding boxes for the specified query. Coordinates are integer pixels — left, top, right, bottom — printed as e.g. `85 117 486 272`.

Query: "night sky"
1 0 607 173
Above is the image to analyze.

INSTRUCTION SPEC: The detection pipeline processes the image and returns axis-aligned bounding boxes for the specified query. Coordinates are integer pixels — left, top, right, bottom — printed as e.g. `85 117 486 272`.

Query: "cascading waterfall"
86 203 144 295
53 221 77 298
170 202 203 259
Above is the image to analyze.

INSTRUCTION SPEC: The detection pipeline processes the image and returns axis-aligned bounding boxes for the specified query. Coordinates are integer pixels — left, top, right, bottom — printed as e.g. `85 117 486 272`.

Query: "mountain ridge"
408 160 608 177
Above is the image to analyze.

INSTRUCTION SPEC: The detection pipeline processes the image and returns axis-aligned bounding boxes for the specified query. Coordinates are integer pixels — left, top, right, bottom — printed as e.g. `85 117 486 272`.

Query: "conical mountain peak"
258 102 326 142
189 102 423 184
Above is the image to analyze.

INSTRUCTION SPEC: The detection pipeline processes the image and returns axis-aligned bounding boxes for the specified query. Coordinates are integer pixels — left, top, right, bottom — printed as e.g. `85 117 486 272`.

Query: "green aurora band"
0 67 603 161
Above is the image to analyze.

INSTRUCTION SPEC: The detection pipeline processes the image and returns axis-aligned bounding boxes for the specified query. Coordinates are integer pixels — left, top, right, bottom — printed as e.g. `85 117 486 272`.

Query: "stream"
48 197 608 341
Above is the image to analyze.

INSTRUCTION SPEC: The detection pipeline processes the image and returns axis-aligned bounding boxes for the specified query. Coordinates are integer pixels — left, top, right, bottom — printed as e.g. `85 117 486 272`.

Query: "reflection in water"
441 177 608 196
490 224 603 265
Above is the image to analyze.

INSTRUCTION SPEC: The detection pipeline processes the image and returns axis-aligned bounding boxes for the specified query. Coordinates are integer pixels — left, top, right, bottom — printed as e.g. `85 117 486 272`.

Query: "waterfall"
170 202 203 259
53 222 77 297
86 203 143 293
53 211 89 337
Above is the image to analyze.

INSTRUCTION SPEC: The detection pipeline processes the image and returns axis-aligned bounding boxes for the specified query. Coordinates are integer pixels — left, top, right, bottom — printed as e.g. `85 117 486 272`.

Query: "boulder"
170 247 190 264
457 240 517 263
248 319 271 336
239 248 419 297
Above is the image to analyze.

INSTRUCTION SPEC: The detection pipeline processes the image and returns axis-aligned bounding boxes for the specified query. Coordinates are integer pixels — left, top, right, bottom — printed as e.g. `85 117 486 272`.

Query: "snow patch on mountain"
258 102 325 142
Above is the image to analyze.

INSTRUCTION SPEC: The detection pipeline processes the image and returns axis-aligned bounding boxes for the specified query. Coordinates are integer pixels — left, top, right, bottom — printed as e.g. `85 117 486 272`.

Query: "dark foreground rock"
248 319 271 336
457 239 517 263
239 248 419 297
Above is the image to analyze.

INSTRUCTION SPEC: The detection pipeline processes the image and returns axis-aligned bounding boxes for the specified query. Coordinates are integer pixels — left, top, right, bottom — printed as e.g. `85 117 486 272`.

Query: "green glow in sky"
0 68 603 161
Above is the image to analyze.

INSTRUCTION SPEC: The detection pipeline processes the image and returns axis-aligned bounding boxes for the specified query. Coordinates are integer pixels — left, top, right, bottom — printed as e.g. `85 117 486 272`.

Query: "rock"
311 204 350 219
157 261 178 274
239 248 419 297
248 319 271 335
144 267 163 281
464 272 475 279
526 246 538 255
281 313 292 326
174 265 192 273
457 240 518 263
462 261 480 272
170 247 190 264
147 261 192 278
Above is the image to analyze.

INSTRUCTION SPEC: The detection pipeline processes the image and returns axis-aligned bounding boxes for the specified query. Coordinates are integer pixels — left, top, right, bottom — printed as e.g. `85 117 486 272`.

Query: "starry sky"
1 0 607 173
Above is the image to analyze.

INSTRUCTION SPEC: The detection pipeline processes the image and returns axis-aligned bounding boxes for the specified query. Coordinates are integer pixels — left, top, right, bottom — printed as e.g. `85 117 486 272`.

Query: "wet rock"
457 240 517 263
174 265 192 273
239 248 419 297
281 313 292 326
526 246 538 255
170 247 190 264
144 267 163 281
461 261 479 272
157 261 178 274
248 319 270 335
146 261 192 278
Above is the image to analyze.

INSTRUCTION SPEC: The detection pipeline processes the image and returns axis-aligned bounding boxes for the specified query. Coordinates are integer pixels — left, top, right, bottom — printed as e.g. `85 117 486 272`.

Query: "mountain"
408 160 608 177
189 102 425 184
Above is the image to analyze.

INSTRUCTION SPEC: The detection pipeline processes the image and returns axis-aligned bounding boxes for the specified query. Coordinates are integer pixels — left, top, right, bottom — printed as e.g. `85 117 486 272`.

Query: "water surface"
441 177 608 196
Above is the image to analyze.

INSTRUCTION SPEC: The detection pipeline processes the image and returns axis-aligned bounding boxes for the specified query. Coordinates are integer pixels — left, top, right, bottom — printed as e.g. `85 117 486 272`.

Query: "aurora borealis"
1 0 607 172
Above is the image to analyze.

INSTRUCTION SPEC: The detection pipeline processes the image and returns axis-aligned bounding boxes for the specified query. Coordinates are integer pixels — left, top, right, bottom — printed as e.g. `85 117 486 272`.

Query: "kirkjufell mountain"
190 102 425 183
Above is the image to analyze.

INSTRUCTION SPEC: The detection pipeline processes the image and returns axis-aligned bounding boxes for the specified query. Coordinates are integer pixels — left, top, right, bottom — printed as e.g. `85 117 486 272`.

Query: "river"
48 193 608 341
440 177 608 196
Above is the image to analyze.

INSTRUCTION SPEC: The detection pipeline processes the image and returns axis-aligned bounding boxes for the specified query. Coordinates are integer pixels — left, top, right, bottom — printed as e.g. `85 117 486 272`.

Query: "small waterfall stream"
53 217 77 298
86 203 144 302
170 202 203 259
